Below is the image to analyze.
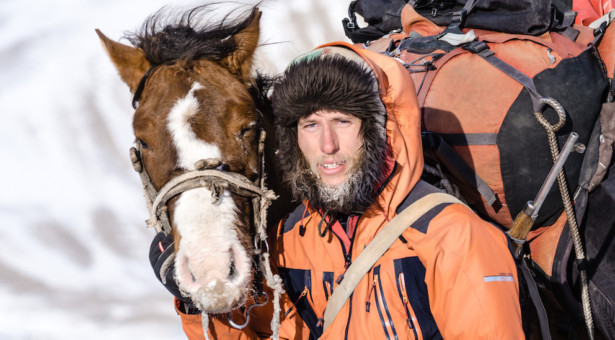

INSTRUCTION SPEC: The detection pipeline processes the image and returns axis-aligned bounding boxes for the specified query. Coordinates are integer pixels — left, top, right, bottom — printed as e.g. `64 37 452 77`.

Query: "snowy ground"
0 0 348 338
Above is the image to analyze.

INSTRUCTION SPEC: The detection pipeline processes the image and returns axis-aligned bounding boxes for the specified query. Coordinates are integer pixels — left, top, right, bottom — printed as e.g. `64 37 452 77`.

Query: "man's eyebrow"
299 117 317 124
332 115 358 121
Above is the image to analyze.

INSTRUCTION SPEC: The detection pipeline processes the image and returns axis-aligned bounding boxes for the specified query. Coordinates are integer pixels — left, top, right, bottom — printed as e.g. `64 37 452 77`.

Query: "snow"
0 0 348 338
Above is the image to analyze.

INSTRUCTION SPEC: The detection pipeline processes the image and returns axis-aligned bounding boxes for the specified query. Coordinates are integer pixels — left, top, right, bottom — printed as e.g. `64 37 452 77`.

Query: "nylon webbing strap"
519 257 552 340
464 40 545 112
424 132 497 206
321 192 465 333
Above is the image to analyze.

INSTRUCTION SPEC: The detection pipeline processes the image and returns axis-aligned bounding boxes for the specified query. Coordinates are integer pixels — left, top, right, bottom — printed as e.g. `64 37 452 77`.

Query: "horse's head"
97 6 267 313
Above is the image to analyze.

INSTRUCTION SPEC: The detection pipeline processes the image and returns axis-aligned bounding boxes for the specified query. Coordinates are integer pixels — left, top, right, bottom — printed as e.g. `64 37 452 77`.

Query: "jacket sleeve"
409 203 524 339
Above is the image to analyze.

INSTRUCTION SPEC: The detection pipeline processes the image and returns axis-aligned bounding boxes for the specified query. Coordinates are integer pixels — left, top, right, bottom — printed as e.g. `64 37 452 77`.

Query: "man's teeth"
321 161 346 169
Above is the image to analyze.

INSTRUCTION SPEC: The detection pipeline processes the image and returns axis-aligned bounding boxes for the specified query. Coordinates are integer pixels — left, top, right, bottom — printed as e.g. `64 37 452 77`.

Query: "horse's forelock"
125 4 258 66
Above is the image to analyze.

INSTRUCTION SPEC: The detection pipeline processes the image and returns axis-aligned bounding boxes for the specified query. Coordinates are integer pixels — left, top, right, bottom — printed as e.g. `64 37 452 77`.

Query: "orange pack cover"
366 5 611 229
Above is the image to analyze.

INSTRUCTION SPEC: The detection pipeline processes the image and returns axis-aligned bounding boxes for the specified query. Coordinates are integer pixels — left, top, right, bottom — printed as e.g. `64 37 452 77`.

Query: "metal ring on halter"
227 291 270 329
534 97 566 133
254 233 270 254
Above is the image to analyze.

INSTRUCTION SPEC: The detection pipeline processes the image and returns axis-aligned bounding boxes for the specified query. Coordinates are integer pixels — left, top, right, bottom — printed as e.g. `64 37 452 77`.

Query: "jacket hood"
273 42 423 218
341 43 424 217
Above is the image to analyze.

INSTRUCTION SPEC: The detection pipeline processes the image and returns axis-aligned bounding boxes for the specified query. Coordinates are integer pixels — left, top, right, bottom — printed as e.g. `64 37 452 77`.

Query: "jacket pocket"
396 270 420 339
278 267 322 337
393 257 443 340
322 271 334 301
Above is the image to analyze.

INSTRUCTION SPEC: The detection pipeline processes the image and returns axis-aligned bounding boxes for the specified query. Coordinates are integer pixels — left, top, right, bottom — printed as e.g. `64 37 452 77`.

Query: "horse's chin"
190 279 250 313
172 189 253 313
174 240 253 314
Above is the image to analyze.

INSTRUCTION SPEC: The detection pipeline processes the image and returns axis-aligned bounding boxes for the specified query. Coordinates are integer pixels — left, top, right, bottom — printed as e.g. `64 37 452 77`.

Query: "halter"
129 129 276 238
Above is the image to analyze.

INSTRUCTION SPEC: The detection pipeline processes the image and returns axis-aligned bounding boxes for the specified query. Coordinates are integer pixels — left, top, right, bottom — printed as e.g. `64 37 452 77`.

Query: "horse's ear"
95 29 151 94
221 8 261 79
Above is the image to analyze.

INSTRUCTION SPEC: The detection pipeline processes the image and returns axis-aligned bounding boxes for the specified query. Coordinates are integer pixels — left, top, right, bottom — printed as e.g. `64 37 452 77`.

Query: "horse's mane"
124 4 258 66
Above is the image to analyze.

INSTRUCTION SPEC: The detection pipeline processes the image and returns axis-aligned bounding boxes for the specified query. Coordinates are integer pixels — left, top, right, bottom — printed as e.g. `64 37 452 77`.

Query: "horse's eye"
137 138 149 149
238 125 257 139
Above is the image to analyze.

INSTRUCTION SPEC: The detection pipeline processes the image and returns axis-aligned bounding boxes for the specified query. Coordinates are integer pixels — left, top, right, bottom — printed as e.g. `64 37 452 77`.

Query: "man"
151 44 524 339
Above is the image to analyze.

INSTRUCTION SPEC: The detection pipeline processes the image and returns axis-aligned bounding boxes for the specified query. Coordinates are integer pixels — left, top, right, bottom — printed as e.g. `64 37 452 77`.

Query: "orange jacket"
177 44 523 339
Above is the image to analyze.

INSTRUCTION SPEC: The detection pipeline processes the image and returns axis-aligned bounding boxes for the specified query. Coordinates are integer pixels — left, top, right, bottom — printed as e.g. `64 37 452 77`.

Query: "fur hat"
271 47 389 210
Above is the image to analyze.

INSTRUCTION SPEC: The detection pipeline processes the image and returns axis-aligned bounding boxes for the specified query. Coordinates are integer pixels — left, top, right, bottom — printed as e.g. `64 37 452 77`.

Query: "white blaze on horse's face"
167 82 251 312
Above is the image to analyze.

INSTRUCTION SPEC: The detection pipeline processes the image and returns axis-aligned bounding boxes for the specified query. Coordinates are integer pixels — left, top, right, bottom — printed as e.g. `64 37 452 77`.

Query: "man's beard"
287 149 378 214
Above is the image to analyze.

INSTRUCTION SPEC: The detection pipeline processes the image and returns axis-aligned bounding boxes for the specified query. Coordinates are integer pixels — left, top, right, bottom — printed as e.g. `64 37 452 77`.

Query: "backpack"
360 6 615 337
370 6 610 230
343 0 578 43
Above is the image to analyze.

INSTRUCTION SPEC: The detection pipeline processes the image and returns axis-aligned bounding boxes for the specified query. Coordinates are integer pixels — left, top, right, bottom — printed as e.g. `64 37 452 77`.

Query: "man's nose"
320 124 339 155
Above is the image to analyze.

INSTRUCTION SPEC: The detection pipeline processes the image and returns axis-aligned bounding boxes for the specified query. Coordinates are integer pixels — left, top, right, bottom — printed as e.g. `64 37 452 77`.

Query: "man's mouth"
320 160 346 169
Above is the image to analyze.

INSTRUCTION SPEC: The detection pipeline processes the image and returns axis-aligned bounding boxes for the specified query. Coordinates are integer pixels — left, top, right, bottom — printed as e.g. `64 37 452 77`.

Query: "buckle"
462 40 495 57
451 9 467 25
462 40 488 53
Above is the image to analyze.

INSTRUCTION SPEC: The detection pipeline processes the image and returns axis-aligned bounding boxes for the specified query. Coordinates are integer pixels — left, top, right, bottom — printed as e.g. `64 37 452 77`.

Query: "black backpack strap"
451 0 480 28
517 255 553 340
462 40 548 113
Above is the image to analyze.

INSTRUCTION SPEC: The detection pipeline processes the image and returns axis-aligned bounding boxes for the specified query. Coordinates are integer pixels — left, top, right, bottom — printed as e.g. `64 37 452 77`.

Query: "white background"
0 0 349 338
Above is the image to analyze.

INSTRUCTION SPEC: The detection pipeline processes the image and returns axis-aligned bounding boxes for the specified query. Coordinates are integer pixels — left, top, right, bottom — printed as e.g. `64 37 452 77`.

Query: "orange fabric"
401 4 444 37
574 0 614 26
178 41 522 339
274 196 523 339
410 204 523 339
317 42 425 219
178 291 310 339
272 44 522 339
527 212 568 277
390 11 598 228
598 17 615 79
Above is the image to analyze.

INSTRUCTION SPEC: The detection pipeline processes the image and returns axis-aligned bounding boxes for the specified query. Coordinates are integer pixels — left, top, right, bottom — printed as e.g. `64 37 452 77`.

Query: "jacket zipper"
323 272 334 301
284 286 308 317
340 215 358 340
373 266 399 340
397 272 419 339
317 275 334 328
366 275 377 312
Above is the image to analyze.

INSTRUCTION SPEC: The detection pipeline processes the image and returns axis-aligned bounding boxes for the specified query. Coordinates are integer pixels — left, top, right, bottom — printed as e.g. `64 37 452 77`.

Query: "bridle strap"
129 146 170 232
129 130 275 238
149 166 277 233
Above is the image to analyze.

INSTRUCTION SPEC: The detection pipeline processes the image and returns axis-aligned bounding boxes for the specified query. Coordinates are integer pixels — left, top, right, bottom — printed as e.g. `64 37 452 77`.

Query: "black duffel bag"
343 0 574 43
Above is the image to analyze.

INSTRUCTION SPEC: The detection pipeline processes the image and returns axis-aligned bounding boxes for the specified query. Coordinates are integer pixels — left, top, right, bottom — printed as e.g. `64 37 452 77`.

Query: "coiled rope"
534 97 594 340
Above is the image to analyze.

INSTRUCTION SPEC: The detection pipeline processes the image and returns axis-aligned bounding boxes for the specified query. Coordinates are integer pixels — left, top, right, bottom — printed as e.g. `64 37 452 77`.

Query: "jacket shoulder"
396 180 453 234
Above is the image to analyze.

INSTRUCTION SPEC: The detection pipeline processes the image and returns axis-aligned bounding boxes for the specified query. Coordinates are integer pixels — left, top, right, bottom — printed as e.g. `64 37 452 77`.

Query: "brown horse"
96 5 287 315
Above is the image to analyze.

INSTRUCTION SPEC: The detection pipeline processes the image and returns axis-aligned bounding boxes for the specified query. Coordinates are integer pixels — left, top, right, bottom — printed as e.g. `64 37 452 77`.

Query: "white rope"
201 313 211 340
261 252 284 340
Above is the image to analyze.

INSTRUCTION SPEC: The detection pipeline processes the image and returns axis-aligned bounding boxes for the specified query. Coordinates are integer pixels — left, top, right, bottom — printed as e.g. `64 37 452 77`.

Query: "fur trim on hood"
271 47 390 212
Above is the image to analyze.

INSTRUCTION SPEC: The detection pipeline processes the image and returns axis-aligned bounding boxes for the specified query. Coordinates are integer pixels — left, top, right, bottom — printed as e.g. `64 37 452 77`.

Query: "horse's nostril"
229 258 235 277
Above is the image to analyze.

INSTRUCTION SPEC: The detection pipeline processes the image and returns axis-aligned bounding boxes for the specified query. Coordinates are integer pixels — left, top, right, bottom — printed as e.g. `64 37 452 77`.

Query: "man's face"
297 110 363 187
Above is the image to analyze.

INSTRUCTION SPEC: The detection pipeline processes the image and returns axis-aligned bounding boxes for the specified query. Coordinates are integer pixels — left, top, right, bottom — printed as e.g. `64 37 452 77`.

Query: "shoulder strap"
321 192 464 333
